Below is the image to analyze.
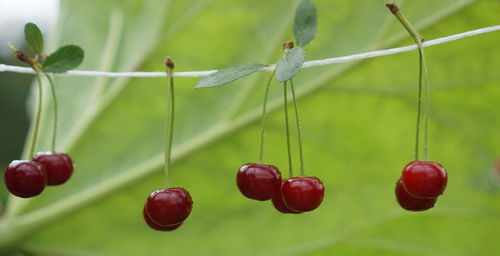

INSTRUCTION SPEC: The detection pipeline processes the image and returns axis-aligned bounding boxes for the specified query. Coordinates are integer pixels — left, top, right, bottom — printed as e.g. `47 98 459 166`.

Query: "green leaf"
275 47 305 82
2 0 500 255
43 45 84 73
293 0 317 47
24 23 44 54
195 63 267 88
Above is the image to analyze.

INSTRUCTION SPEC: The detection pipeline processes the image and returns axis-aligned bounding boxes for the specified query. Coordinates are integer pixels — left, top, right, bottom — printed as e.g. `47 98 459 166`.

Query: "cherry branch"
1 25 499 78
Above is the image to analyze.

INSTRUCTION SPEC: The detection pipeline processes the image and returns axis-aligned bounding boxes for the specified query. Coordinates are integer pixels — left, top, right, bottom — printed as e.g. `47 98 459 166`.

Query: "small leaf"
275 47 305 82
44 45 84 73
196 63 267 88
24 23 44 53
293 0 317 47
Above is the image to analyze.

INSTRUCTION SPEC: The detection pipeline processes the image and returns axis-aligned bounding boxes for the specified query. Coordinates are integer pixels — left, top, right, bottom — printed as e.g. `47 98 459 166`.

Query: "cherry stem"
164 58 175 188
420 46 430 161
44 74 58 153
290 79 305 176
386 2 428 161
28 67 44 159
283 82 293 177
258 71 276 164
414 44 423 161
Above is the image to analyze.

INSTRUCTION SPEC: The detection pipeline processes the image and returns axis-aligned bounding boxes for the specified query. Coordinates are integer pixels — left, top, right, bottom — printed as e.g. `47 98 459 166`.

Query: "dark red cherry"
143 205 182 231
282 176 325 212
4 160 47 198
33 152 74 185
236 163 281 201
271 180 301 214
146 188 193 226
401 161 447 198
395 179 437 211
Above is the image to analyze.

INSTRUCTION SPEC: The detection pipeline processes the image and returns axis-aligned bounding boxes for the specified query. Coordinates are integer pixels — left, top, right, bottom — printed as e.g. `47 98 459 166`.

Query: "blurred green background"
0 0 499 255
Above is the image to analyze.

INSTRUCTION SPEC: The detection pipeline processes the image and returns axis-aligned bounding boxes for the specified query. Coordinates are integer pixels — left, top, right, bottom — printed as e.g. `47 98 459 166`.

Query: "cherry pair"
143 188 193 231
237 163 324 213
395 161 447 211
142 58 194 232
4 152 74 198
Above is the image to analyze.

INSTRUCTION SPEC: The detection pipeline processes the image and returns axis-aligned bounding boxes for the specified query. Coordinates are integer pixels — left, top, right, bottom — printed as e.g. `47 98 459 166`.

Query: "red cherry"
282 176 325 212
401 161 447 198
146 188 193 226
33 152 74 186
143 205 182 231
395 179 437 211
271 180 301 214
236 163 281 201
4 160 47 198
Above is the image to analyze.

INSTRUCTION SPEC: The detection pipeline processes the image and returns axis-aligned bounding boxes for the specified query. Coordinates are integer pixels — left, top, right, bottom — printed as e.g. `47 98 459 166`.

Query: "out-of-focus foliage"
0 0 499 255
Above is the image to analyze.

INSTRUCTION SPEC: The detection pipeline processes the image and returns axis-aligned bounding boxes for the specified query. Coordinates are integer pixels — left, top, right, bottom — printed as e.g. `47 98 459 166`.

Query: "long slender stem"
419 45 430 161
44 74 58 153
28 68 44 159
258 71 276 163
414 42 423 161
164 59 175 188
386 3 424 44
283 82 293 177
289 80 305 176
386 2 428 161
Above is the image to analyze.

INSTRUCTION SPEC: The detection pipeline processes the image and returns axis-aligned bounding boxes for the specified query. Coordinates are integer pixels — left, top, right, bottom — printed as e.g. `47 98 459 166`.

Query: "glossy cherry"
237 163 282 201
271 180 301 214
146 188 193 226
282 176 325 212
4 160 47 198
143 205 182 231
395 179 437 211
401 161 447 198
33 151 74 186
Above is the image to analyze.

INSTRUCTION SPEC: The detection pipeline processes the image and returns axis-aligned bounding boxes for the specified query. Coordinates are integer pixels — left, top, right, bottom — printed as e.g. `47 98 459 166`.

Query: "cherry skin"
237 163 282 201
146 188 193 226
401 161 447 198
282 177 325 212
33 152 74 186
271 180 301 214
395 179 437 211
4 160 47 198
143 205 182 231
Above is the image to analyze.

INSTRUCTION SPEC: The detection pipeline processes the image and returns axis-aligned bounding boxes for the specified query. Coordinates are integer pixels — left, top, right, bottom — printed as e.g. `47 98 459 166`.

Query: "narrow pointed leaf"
293 0 317 47
24 23 44 53
195 63 267 88
43 45 84 73
275 47 305 82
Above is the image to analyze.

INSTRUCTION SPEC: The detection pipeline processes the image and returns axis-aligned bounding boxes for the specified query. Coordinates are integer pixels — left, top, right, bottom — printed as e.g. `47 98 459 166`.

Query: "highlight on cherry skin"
33 151 74 186
395 179 437 211
272 180 302 214
401 161 448 198
4 160 47 198
281 176 325 212
236 163 282 201
145 188 193 228
143 205 182 231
